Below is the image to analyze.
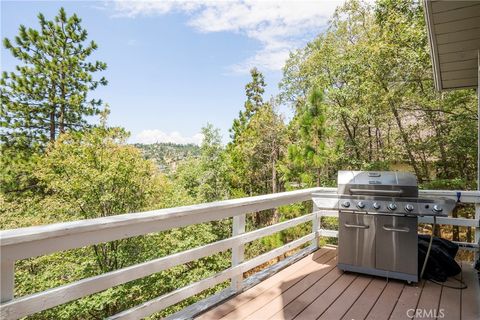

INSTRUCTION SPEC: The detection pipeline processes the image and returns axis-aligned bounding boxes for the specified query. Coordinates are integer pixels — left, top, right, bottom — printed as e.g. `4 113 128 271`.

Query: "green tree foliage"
279 0 477 187
1 7 107 145
174 124 232 240
230 67 267 142
238 104 286 196
280 87 341 187
175 123 229 203
1 7 107 195
227 69 288 228
227 69 287 198
0 142 40 195
197 124 230 202
2 126 229 319
35 126 161 272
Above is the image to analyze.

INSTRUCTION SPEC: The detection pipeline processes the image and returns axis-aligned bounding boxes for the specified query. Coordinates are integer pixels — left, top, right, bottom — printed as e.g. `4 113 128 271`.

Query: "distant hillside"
133 142 200 172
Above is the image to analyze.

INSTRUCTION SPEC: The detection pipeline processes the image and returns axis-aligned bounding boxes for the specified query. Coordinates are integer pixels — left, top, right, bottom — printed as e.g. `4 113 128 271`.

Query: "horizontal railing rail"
0 187 321 260
0 187 479 319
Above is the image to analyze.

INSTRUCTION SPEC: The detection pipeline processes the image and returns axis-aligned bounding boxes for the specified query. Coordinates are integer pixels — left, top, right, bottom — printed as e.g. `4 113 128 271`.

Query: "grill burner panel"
338 195 451 217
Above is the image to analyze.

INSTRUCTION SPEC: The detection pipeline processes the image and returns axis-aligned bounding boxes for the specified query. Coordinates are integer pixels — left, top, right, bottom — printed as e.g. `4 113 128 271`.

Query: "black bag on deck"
418 235 461 282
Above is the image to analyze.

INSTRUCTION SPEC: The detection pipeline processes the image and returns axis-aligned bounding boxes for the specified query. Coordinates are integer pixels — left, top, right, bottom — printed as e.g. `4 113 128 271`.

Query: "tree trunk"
340 114 361 159
59 69 66 134
375 127 383 161
430 115 449 178
380 82 422 181
59 28 67 135
59 105 65 134
272 159 277 194
368 125 372 162
388 100 423 182
49 79 57 141
50 110 56 142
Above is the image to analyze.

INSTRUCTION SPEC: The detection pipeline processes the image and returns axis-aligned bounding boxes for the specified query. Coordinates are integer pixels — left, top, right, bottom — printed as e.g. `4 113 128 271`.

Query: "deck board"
317 276 372 320
461 261 480 320
268 267 343 320
438 281 460 320
195 247 479 320
246 253 338 320
365 281 404 320
197 248 333 320
202 247 338 320
289 273 357 320
389 282 423 320
413 279 442 320
341 278 387 320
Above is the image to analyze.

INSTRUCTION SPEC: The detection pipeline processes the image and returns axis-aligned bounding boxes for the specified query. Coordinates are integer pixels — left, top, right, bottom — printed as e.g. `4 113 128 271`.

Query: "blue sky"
1 0 347 144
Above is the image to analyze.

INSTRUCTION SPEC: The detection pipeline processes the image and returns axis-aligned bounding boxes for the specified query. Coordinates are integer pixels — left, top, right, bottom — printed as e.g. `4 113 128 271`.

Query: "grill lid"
337 170 418 198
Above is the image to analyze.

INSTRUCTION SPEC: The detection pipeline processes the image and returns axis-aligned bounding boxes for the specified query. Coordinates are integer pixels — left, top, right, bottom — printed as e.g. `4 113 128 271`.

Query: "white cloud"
126 39 137 46
110 0 351 73
133 129 204 145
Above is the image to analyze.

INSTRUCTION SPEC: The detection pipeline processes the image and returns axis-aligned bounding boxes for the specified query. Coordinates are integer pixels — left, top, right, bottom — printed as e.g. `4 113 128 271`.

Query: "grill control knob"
433 205 443 213
373 202 381 210
388 203 397 211
341 201 350 208
357 201 365 209
405 204 414 212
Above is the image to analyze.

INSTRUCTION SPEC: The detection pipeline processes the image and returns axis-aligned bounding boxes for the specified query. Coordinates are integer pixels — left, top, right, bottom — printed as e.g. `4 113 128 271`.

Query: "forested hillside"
134 143 200 172
0 1 477 319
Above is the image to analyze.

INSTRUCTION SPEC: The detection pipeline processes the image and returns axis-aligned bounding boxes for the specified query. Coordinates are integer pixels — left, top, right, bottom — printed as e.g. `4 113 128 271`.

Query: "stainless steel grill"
335 170 455 283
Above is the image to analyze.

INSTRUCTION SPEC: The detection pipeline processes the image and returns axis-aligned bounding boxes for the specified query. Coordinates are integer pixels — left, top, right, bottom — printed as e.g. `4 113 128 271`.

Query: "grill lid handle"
349 188 403 196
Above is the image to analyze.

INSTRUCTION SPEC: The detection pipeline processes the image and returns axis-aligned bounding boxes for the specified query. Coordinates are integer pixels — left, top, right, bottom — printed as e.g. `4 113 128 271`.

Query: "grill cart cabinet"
338 212 418 283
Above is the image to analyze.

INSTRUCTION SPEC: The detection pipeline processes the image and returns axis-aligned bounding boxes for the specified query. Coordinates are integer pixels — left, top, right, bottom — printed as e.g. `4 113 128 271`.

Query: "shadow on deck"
196 246 480 320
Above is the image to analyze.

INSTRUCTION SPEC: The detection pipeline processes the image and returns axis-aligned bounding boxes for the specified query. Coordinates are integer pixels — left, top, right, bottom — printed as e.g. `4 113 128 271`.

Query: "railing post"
476 50 479 266
1 259 14 303
231 214 246 291
311 202 319 250
475 203 480 265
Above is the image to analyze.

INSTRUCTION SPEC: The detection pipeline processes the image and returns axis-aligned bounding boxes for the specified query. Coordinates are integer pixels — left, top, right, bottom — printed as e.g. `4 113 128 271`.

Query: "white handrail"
0 187 322 261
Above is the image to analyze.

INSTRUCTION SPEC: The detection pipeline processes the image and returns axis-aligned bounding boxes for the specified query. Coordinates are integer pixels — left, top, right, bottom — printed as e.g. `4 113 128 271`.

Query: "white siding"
426 0 480 90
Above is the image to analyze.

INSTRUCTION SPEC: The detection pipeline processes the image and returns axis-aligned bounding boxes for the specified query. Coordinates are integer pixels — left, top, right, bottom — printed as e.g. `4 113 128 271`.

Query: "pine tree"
244 67 266 116
0 7 107 147
280 87 339 187
227 69 286 204
230 67 266 142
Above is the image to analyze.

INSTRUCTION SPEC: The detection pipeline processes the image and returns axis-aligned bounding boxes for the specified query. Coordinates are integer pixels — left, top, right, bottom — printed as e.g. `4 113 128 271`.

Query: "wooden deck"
197 246 480 320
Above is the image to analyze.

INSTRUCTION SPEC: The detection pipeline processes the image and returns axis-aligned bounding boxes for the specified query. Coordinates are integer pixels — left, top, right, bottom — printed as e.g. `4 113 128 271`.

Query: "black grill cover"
418 235 461 282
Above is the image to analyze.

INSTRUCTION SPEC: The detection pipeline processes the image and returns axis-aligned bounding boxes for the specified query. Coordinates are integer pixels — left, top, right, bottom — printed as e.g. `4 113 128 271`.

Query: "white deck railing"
0 187 479 319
